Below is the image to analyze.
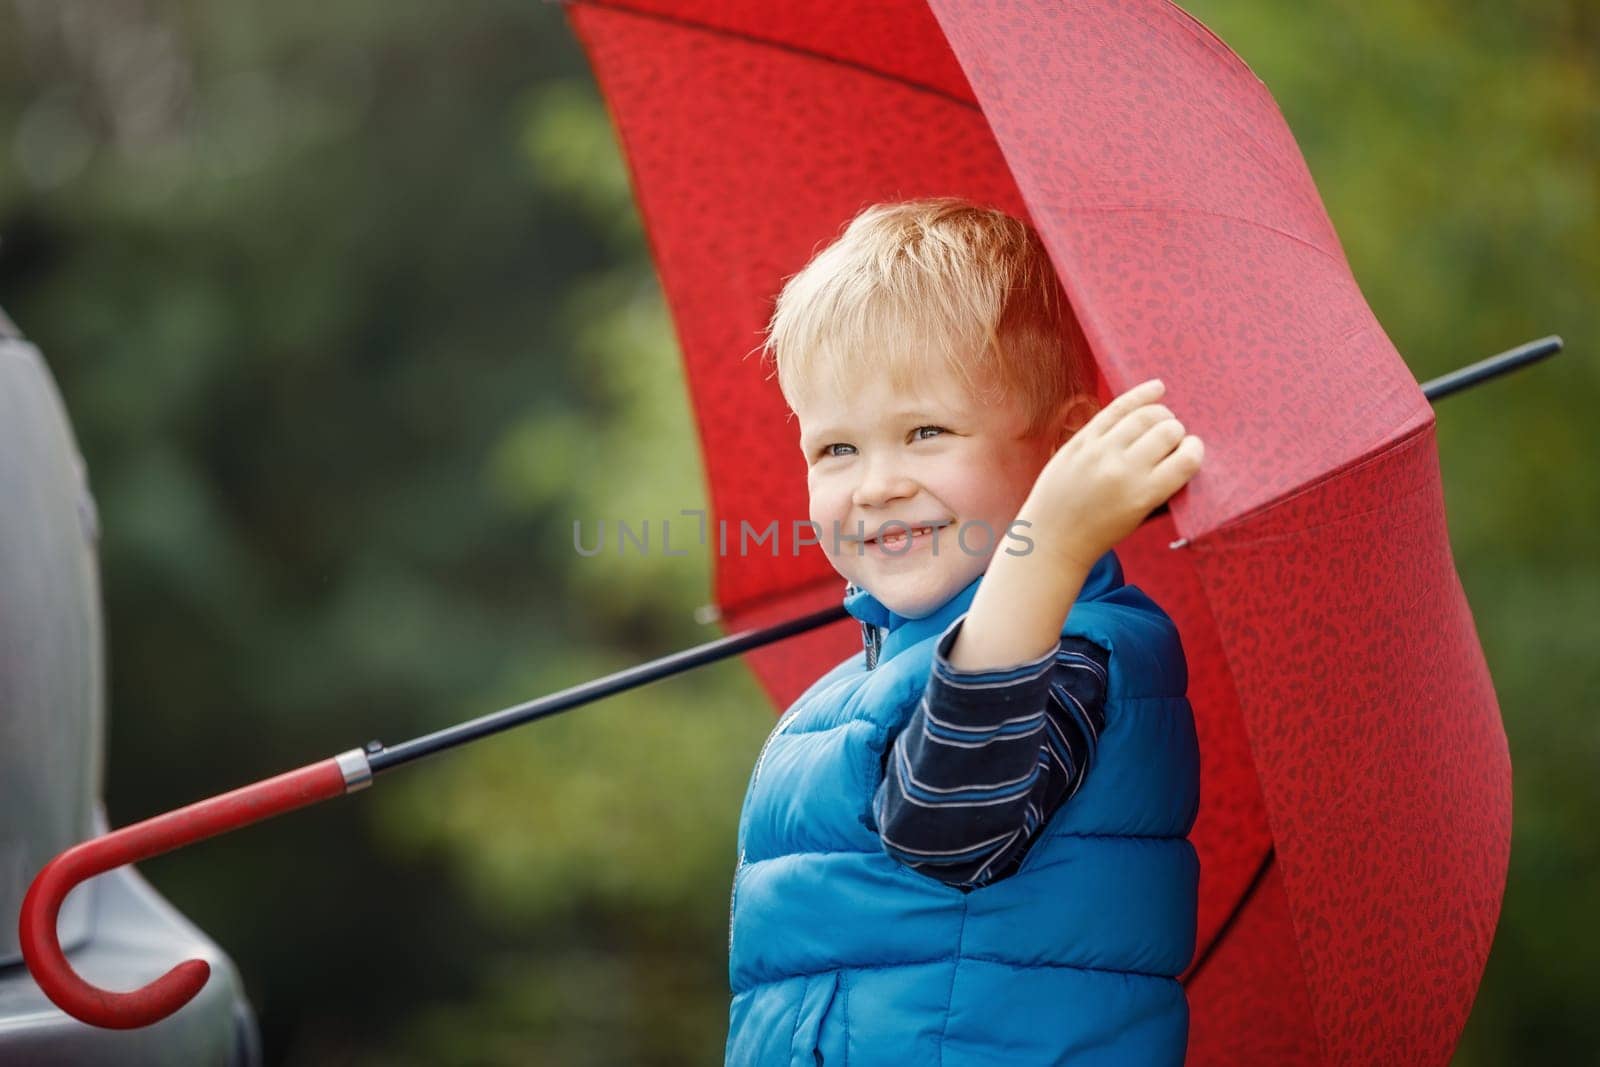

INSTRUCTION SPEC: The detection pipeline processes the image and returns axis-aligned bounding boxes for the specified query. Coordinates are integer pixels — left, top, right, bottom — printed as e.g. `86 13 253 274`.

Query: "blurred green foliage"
0 1 1594 1063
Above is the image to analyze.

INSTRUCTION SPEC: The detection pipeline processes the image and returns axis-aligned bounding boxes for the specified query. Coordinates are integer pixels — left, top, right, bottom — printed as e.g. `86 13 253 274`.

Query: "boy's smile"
794 363 1064 619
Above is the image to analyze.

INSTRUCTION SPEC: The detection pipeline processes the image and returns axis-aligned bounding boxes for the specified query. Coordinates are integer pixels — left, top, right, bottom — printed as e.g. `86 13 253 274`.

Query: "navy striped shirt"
871 615 1110 889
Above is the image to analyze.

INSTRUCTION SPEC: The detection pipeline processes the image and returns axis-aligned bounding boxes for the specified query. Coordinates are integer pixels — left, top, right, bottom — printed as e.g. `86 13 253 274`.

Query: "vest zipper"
731 701 805 954
845 580 883 670
731 600 877 953
861 618 882 670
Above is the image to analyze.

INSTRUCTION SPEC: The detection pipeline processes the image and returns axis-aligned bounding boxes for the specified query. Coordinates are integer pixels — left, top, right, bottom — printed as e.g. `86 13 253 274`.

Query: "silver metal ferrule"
335 748 373 792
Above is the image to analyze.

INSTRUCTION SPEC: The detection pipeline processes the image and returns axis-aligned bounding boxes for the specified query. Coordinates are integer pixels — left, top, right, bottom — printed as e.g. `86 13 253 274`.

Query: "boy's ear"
1056 392 1099 444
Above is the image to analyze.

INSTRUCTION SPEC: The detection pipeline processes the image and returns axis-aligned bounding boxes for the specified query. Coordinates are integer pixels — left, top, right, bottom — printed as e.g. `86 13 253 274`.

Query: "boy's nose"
851 457 917 509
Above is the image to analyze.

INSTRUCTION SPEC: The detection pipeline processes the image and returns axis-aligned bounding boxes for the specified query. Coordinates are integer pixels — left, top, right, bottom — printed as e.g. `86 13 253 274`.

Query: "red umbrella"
19 1 1520 1058
562 1 1512 1062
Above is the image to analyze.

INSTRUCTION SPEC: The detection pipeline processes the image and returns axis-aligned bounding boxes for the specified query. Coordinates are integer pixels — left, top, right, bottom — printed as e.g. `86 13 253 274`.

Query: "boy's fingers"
1124 414 1186 463
1150 435 1204 492
1104 404 1178 449
1084 379 1164 437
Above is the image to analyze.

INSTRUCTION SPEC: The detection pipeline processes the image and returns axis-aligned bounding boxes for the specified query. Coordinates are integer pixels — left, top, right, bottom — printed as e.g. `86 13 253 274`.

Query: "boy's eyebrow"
800 408 954 449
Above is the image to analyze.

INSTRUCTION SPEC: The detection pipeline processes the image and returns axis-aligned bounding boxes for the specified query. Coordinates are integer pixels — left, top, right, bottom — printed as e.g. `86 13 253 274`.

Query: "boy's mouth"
862 521 951 549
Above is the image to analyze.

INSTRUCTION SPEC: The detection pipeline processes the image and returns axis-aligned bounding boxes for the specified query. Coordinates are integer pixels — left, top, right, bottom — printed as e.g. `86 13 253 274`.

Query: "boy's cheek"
807 492 845 538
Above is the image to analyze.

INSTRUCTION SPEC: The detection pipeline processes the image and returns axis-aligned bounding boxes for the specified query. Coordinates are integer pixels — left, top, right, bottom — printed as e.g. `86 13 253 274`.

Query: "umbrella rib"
1203 418 1435 543
557 0 983 112
1182 845 1274 988
1067 203 1345 269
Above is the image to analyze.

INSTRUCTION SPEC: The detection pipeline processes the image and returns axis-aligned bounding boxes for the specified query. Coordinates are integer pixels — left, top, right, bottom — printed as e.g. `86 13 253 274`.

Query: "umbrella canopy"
564 1 1512 1062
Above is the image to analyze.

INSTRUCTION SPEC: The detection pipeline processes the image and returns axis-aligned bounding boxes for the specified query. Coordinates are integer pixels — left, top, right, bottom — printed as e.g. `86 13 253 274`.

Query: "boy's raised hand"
1020 379 1203 573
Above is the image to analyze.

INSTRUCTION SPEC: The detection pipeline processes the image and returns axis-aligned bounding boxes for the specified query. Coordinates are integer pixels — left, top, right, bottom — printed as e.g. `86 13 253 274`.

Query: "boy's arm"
873 620 1109 888
944 534 1093 672
947 375 1202 672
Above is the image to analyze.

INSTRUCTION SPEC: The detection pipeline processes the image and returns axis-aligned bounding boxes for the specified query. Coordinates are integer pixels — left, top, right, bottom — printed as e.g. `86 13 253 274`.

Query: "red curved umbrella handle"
19 749 373 1030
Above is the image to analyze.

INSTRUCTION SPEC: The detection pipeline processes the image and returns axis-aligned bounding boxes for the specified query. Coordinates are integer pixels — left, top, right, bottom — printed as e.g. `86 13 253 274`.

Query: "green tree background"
0 1 1593 1063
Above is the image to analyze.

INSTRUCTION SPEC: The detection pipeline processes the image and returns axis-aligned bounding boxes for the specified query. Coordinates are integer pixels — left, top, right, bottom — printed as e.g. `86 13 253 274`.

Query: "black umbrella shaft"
364 335 1562 775
366 602 850 772
1420 335 1561 401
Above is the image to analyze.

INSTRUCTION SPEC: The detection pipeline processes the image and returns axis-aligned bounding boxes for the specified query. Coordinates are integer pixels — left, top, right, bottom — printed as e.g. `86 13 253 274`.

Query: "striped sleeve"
871 613 1110 888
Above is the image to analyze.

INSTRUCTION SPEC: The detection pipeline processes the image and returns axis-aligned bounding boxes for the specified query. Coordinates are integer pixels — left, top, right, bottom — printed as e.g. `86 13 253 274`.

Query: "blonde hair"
759 197 1097 436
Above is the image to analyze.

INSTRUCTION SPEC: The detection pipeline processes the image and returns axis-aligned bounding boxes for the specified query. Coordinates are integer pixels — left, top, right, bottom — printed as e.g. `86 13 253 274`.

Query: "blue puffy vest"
726 549 1200 1065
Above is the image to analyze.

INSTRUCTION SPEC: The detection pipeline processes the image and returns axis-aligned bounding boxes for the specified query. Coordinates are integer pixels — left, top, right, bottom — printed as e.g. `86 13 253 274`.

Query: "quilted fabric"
565 1 1512 1061
727 551 1199 1064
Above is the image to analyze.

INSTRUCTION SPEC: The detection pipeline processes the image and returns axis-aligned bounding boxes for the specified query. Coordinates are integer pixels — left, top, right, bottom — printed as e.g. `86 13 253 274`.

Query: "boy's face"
794 361 1062 619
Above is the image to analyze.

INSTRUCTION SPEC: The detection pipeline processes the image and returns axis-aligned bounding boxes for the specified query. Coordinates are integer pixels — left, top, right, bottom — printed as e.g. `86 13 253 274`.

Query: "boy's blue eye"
816 428 941 459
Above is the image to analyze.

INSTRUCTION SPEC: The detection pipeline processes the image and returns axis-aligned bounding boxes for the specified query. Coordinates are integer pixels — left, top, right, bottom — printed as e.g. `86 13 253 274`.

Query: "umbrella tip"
694 603 723 625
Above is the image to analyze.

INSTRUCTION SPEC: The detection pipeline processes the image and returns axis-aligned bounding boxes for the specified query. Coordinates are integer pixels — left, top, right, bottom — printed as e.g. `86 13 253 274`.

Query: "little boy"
727 198 1204 1065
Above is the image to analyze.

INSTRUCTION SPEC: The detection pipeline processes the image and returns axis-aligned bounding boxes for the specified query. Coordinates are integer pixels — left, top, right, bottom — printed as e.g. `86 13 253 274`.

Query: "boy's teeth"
879 526 930 544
